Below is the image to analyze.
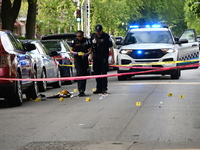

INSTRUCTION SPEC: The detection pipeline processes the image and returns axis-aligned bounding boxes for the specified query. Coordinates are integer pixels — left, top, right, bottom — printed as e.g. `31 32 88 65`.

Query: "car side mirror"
174 37 179 42
25 43 36 51
49 51 58 57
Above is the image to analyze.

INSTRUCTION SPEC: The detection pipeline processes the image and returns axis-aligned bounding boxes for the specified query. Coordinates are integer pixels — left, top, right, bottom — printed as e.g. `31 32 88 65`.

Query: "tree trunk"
1 0 22 31
26 0 37 39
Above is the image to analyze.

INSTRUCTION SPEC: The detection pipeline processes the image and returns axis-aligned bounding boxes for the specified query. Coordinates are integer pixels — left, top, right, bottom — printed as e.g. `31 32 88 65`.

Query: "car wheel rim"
58 71 61 86
34 74 39 95
17 80 23 103
42 71 47 89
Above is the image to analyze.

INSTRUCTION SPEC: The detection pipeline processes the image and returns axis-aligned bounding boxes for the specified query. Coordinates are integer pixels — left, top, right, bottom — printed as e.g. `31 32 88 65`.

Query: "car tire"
52 69 62 88
7 72 23 107
117 70 128 81
171 68 180 79
25 73 39 100
117 69 132 81
38 70 47 92
118 75 127 81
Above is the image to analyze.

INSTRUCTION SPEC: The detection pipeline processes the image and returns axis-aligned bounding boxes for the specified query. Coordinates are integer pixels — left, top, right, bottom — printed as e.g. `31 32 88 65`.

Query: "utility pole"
81 0 90 38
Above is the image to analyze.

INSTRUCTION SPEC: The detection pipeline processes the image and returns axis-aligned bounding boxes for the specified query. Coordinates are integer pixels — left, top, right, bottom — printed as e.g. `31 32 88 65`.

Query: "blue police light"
129 24 163 29
21 61 27 66
145 25 150 28
137 50 142 54
152 24 162 28
129 25 139 29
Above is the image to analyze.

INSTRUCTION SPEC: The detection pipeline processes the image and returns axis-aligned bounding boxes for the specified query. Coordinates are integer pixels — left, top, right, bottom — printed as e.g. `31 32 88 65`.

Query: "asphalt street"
1 68 200 150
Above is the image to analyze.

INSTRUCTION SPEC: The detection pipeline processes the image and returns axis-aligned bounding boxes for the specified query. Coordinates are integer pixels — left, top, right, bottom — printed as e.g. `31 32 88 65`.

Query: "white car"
117 25 199 80
109 35 120 70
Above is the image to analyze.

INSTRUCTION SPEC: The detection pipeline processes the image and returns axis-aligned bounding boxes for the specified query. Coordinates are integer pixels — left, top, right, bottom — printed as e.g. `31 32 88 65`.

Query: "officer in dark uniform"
91 24 115 94
70 30 92 96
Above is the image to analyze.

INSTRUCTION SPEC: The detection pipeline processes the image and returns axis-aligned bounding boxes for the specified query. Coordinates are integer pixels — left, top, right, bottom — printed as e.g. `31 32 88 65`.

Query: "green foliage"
184 0 200 34
90 0 142 36
36 0 77 34
19 0 190 36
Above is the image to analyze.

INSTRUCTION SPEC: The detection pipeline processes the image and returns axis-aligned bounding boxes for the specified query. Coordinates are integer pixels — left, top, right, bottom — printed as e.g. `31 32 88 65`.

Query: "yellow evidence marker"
136 102 141 106
168 93 173 97
35 98 41 101
179 95 184 99
85 97 91 101
59 97 64 101
73 89 78 92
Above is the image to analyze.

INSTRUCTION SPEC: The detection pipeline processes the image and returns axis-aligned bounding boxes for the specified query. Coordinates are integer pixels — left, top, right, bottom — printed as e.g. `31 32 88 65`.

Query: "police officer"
91 24 115 94
70 30 92 97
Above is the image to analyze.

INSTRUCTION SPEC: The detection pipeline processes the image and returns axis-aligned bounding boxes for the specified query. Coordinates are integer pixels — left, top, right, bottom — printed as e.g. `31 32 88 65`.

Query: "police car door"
177 29 199 69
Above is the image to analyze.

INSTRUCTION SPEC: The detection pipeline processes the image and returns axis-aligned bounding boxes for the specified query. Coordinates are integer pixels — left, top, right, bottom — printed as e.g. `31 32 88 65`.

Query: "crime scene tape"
0 63 199 81
58 59 200 68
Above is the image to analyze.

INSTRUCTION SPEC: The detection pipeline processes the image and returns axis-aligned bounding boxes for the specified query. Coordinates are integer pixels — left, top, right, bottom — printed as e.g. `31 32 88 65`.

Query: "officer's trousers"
74 57 89 92
93 57 108 91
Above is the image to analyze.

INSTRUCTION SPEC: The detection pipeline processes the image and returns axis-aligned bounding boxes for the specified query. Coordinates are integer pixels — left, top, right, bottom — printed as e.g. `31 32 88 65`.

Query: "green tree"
90 0 142 36
184 0 200 34
133 0 186 35
36 0 77 35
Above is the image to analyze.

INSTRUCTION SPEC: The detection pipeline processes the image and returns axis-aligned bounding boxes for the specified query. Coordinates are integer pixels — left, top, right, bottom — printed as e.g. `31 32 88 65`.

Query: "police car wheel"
117 70 131 80
171 68 180 79
118 75 127 81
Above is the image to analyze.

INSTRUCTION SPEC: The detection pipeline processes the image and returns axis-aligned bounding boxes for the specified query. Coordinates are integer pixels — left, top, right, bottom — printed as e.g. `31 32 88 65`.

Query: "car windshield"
41 41 62 52
124 31 173 44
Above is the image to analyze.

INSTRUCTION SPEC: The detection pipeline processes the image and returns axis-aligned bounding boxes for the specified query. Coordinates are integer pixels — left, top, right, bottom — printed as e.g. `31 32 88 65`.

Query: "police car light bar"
129 25 139 29
129 24 167 29
152 24 162 28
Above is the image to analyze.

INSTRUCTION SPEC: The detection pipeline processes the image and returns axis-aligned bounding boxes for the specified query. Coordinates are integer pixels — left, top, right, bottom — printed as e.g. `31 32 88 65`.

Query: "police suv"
117 25 199 80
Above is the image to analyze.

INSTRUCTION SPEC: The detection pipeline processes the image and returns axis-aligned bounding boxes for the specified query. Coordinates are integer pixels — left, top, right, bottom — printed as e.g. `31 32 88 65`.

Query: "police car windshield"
124 31 173 44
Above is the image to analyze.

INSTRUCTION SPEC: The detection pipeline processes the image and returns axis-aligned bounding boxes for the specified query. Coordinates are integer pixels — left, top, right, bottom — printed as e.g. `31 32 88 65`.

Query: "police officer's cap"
95 24 103 32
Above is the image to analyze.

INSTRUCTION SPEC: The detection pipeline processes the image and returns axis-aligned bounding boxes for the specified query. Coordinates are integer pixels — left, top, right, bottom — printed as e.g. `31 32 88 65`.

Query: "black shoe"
93 90 102 94
78 92 86 97
102 91 108 94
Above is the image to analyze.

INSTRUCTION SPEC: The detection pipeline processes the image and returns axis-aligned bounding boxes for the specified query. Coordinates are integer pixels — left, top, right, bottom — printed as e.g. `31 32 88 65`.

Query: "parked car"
41 39 75 84
21 40 61 92
0 30 38 106
114 36 124 45
109 36 120 70
41 33 76 45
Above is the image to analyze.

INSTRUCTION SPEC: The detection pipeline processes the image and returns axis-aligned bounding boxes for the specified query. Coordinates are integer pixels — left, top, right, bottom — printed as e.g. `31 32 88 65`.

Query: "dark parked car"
41 33 76 45
21 40 61 92
0 30 38 106
41 39 75 84
114 36 124 45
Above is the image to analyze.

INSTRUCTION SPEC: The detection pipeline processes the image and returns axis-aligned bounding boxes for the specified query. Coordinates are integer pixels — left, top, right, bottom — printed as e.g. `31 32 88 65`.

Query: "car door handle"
192 44 198 47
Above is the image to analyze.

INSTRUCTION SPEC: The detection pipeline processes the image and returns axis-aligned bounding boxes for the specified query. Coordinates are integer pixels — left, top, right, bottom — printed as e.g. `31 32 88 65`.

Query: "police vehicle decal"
178 51 199 65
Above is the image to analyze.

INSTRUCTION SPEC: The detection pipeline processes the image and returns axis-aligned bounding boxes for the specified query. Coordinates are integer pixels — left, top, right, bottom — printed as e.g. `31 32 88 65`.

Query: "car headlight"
120 49 132 54
161 48 175 53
